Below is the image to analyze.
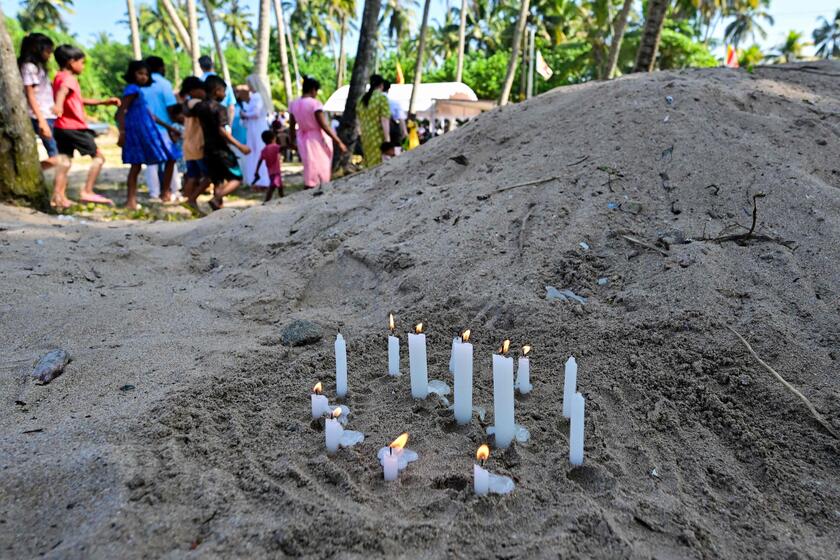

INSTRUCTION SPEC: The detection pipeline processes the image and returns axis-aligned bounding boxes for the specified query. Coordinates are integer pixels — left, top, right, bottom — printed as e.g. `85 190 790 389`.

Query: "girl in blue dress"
117 60 180 209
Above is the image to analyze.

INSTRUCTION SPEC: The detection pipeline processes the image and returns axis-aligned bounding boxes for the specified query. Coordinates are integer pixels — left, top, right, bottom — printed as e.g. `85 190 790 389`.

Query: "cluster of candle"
307 314 587 494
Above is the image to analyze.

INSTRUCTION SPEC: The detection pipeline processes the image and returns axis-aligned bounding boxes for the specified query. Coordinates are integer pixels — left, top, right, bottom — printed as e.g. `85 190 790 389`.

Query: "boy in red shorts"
52 45 120 205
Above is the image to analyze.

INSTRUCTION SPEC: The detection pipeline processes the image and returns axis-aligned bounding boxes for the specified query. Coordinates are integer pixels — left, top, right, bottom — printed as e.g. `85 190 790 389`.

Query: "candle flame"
522 345 531 356
331 407 342 419
313 382 322 395
389 432 409 450
499 339 511 354
389 313 395 332
476 444 490 462
415 323 423 334
462 329 471 343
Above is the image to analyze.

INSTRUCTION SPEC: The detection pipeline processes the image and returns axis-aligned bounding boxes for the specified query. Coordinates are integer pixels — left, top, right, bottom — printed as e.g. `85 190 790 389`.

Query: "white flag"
536 50 553 80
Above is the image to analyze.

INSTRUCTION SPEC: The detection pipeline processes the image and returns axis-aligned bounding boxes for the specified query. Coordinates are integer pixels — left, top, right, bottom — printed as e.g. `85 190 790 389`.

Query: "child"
178 77 209 212
254 130 283 202
18 33 71 208
380 141 397 161
116 60 180 210
52 45 120 205
196 75 251 211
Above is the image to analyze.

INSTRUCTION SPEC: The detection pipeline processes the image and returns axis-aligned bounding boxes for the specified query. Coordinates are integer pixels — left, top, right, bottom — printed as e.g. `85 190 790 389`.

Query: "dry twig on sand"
621 234 668 256
728 326 839 440
477 176 562 199
700 193 796 250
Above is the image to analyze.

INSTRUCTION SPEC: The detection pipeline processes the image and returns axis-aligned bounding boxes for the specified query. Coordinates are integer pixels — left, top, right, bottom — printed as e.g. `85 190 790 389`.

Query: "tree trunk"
633 0 668 72
201 0 231 84
336 15 347 88
286 18 302 96
126 0 142 59
160 0 192 55
272 0 294 105
408 0 432 114
186 0 201 75
254 0 272 98
605 0 633 79
498 0 530 106
336 0 381 168
455 0 467 82
0 12 48 208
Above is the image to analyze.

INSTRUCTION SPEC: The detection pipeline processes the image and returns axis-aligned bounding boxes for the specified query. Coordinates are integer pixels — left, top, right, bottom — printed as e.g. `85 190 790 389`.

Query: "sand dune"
1 61 839 558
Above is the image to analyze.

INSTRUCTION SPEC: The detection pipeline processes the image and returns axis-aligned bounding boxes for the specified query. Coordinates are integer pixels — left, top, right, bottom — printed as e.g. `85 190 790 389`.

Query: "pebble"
279 320 323 347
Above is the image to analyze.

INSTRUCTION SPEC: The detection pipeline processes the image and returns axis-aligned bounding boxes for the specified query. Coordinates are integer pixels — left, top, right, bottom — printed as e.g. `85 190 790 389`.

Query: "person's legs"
52 155 71 207
126 164 142 209
160 160 175 202
82 153 105 197
210 179 241 209
145 164 161 199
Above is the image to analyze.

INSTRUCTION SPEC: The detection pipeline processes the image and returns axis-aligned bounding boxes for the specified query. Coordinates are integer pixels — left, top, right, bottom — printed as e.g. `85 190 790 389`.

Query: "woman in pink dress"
288 77 347 189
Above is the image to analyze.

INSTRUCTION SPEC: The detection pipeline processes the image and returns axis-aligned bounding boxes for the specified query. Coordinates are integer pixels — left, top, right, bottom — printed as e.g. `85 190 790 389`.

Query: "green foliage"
738 44 764 70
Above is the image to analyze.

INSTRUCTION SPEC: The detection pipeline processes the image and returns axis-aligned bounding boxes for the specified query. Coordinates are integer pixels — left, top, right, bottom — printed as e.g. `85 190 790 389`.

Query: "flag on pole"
535 50 553 80
395 60 405 84
724 45 739 68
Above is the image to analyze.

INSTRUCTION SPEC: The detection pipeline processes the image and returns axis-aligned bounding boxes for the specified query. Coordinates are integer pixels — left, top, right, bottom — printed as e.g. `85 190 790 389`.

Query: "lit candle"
408 323 428 399
325 408 343 454
516 345 532 394
448 335 461 373
388 314 400 376
562 356 577 418
474 444 490 496
335 333 347 398
453 329 473 425
378 432 417 481
569 393 585 466
310 382 329 419
492 339 515 449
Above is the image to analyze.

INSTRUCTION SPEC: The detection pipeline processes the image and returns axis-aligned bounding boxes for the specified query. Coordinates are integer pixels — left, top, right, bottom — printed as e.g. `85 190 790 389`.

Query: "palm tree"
221 0 254 47
126 0 142 59
605 0 633 79
724 1 774 49
499 0 531 105
186 0 202 75
272 0 294 104
633 0 668 72
255 0 272 91
291 0 331 55
456 0 467 81
0 7 49 208
380 0 417 48
768 30 810 63
812 10 840 59
430 7 460 64
336 0 381 166
202 0 232 84
160 0 194 53
18 0 75 31
408 0 433 114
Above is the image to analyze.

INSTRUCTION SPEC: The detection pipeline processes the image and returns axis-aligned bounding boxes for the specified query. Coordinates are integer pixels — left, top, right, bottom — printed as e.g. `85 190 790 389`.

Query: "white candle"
383 448 399 481
325 409 344 454
388 314 400 376
310 382 329 419
335 333 347 398
492 340 515 449
448 336 460 373
569 392 585 466
453 330 473 425
408 324 428 399
474 463 489 496
388 335 400 376
562 356 577 418
516 345 532 394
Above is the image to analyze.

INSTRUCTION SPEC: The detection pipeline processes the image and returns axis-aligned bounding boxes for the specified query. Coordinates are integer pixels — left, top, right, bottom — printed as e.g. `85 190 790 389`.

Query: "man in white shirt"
383 80 407 154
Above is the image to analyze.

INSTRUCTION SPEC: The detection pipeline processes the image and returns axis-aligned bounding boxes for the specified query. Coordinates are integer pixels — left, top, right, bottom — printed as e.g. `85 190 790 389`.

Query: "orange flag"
395 60 405 84
724 45 739 68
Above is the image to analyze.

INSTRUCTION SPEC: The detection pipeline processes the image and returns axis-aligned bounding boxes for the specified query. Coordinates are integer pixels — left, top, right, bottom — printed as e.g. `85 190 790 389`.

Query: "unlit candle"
562 356 577 418
569 393 585 466
335 333 347 398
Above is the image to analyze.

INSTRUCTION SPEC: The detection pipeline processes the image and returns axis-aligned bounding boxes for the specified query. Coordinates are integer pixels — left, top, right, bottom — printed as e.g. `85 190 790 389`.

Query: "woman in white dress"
240 74 271 187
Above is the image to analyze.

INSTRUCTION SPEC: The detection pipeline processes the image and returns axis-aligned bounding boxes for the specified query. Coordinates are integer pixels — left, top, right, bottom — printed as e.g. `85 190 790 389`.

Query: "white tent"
323 82 483 121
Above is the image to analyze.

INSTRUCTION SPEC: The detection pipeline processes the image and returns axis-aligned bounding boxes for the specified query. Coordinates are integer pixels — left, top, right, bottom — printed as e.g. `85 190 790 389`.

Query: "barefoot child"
178 76 210 211
196 75 251 211
18 33 71 208
52 45 121 205
254 130 283 202
116 60 180 210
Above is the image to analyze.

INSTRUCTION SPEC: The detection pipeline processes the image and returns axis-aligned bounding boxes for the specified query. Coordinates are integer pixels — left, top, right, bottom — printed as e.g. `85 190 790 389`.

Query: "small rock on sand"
279 320 324 347
31 349 71 384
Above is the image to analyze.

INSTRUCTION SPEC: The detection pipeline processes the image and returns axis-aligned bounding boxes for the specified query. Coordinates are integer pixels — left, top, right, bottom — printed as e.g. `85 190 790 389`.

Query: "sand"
1 61 839 559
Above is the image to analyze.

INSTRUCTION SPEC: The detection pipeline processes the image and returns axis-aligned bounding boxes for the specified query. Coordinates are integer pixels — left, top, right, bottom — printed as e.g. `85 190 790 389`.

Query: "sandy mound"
2 61 839 559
